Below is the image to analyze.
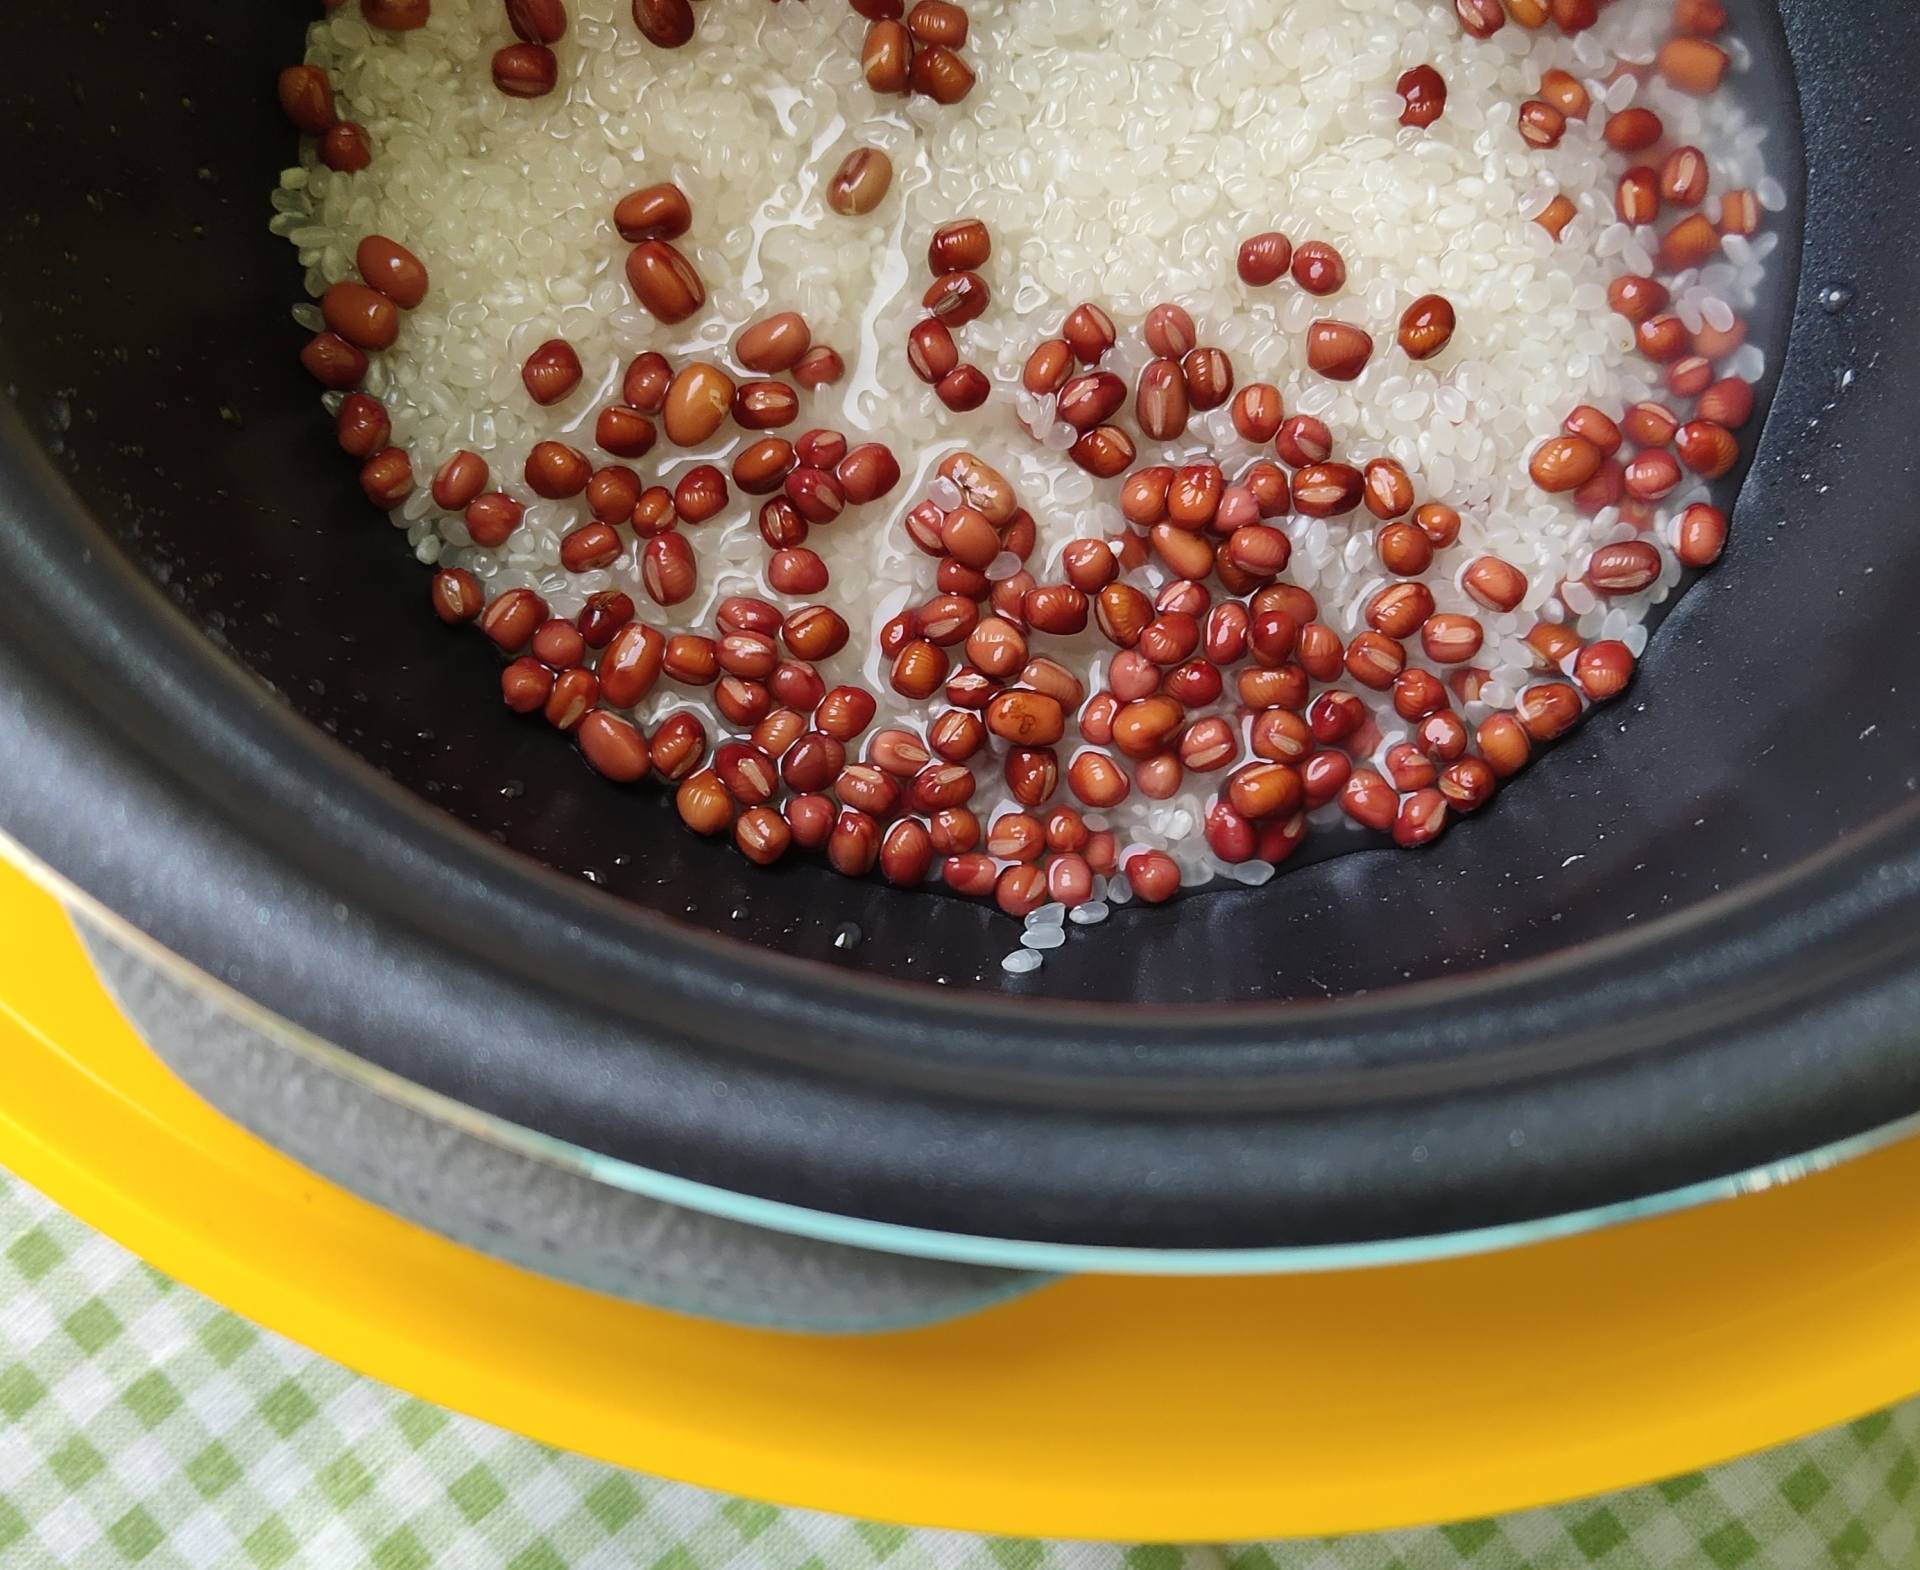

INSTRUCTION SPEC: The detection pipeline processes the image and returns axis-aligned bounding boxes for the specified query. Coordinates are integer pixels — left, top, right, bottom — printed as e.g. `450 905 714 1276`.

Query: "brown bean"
662 634 719 685
641 532 697 606
937 365 992 411
1518 98 1567 149
909 43 975 104
1366 581 1435 639
460 492 519 548
424 451 484 513
1697 376 1754 431
862 20 912 92
907 318 959 385
1398 294 1455 360
492 43 558 97
560 521 621 573
929 710 986 763
828 147 894 216
793 346 845 388
649 712 708 779
579 711 652 783
320 122 373 172
1397 63 1447 127
669 463 725 523
507 0 568 40
728 379 797 431
1230 383 1283 443
278 65 337 135
352 239 427 315
923 270 990 325
1363 457 1414 520
1064 749 1127 809
1058 370 1128 432
361 0 429 25
1111 695 1183 760
660 362 733 447
524 440 589 498
321 282 399 352
1291 241 1346 295
733 437 797 495
1339 768 1397 831
1133 359 1189 441
1516 681 1583 742
1676 419 1739 479
334 389 389 452
1149 524 1213 581
613 183 692 244
1529 434 1603 492
1306 320 1372 381
1124 850 1181 904
1182 347 1234 410
633 0 696 46
1616 165 1662 226
499 656 552 713
1460 718 1519 781
1461 555 1528 612
1605 106 1664 153
1421 613 1484 666
907 0 967 45
1585 540 1663 595
1275 414 1332 467
359 447 413 510
1658 35 1728 93
1574 640 1636 701
587 405 651 460
927 217 990 275
891 640 949 699
1674 502 1728 568
1373 522 1430 578
480 588 548 652
1533 194 1577 240
726 805 790 867
1023 339 1074 396
1062 302 1116 364
1536 67 1589 118
1344 631 1406 690
1021 583 1087 637
966 616 1028 678
1237 231 1293 286
1069 426 1135 478
430 567 483 625
835 443 901 505
625 240 706 324
520 338 581 406
1291 462 1363 517
986 691 1065 747
1206 602 1251 666
1143 303 1197 358
1624 448 1682 501
1608 274 1671 324
544 667 598 732
991 862 1047 916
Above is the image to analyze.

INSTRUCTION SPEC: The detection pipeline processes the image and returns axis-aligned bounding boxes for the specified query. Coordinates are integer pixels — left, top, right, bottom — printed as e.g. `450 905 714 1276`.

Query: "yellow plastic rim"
3 852 1919 1540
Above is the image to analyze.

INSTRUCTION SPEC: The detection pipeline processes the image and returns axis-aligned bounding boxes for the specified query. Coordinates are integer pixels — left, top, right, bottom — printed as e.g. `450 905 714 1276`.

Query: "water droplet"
830 922 862 953
1819 284 1854 314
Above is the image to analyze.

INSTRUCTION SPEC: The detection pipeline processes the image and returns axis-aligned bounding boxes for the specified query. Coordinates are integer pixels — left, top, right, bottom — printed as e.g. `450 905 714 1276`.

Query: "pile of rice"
273 0 1782 899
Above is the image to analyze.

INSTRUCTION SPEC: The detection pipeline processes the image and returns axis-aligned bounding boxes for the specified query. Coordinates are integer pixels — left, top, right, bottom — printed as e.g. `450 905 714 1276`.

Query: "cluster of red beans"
907 220 996 412
854 0 977 104
280 0 1764 920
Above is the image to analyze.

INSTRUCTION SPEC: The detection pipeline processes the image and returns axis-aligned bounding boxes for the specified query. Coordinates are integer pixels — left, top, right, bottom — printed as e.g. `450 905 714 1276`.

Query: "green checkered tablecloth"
2 1170 1917 1570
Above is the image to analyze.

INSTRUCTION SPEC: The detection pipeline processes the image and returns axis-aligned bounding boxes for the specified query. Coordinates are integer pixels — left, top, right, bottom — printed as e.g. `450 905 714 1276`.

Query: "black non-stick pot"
2 0 1917 1260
